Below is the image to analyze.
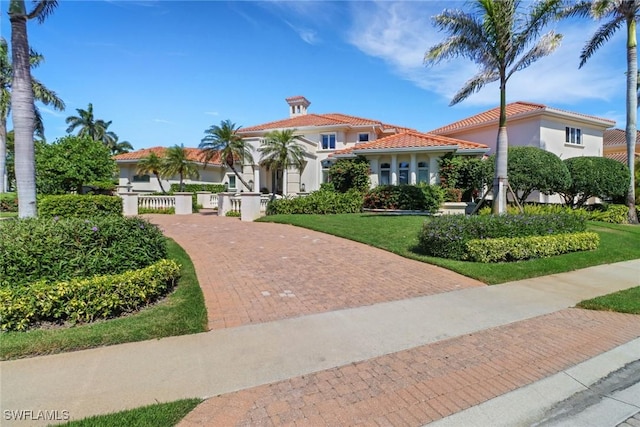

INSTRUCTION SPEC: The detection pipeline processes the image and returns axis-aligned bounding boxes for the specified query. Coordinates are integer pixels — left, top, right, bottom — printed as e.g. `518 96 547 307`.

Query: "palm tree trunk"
0 115 7 193
179 171 184 192
10 3 37 218
228 163 252 191
492 80 509 215
626 18 639 224
154 172 166 194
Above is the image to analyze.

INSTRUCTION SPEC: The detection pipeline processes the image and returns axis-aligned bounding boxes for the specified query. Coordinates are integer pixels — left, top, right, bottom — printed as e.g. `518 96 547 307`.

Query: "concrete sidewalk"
1 260 638 426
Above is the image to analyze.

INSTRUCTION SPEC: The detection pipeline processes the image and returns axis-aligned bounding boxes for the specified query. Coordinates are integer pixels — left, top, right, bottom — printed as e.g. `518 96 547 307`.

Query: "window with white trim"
380 162 391 185
321 134 336 150
418 161 429 184
358 133 369 143
227 174 236 190
132 174 150 183
398 161 409 185
565 127 582 145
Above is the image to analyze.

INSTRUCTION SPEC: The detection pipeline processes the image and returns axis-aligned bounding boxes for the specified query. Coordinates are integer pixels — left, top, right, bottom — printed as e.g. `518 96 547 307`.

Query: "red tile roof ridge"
431 101 614 135
113 146 222 164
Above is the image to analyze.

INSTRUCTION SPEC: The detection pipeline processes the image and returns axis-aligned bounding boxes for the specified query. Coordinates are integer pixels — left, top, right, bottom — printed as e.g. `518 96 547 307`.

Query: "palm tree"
258 129 306 197
160 144 199 192
565 1 639 224
108 135 133 155
1 39 65 193
200 119 254 191
65 103 109 140
9 0 58 217
137 152 167 193
425 0 563 215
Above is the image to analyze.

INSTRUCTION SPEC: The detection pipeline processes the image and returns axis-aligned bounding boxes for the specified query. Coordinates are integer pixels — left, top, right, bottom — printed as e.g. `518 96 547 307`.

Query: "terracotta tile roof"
333 131 488 155
603 128 640 147
431 102 615 135
239 112 416 133
113 146 223 165
285 95 308 103
605 151 640 165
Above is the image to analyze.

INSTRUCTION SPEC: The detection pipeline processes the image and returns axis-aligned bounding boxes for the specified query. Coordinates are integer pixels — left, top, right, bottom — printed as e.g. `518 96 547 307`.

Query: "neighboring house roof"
431 101 615 135
605 151 640 165
603 128 640 148
332 131 488 156
113 146 223 165
239 112 415 133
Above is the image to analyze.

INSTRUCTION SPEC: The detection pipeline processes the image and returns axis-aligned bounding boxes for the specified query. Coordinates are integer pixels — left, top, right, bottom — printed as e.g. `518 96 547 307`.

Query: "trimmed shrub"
328 157 370 193
225 210 241 217
169 183 226 193
139 207 175 215
364 185 442 213
562 157 630 207
465 232 599 262
417 213 587 260
0 216 167 287
0 193 18 212
266 189 363 215
39 195 122 218
587 204 629 224
0 259 180 331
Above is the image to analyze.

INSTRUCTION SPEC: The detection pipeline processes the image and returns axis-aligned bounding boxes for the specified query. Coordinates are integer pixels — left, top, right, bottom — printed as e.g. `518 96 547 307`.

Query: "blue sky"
0 0 630 150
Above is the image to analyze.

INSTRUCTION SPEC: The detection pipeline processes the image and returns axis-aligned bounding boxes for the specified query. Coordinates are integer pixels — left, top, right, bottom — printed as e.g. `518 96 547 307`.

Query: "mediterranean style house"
431 101 616 203
115 97 617 199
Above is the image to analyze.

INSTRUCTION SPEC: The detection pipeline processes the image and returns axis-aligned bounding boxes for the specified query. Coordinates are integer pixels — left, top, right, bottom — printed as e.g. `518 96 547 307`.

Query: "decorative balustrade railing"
138 195 176 210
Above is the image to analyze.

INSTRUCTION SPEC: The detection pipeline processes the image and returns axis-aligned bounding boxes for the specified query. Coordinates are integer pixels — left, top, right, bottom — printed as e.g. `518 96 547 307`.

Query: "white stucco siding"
539 118 603 160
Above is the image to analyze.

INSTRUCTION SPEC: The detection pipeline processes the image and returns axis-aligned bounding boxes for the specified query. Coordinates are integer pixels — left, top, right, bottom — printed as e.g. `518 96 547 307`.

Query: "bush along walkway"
1 258 638 426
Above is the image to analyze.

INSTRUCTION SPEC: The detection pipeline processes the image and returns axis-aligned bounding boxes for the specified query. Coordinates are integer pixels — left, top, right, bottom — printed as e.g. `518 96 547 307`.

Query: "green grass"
578 287 640 314
0 238 207 360
258 214 640 284
57 399 202 427
0 211 17 218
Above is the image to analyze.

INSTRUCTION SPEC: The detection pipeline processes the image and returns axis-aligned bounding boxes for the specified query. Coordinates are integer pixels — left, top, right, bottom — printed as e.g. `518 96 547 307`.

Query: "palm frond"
31 78 65 110
28 0 58 23
579 15 624 67
450 70 499 106
508 31 563 78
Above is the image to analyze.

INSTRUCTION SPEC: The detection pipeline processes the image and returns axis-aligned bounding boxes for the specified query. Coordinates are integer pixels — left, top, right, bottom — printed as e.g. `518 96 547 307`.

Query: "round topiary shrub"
363 185 442 213
0 216 167 288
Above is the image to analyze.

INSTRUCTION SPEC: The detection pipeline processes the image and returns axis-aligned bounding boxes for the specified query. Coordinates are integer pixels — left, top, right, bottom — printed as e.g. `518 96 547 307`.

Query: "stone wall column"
218 192 233 216
197 191 212 208
121 192 139 216
174 192 193 215
241 192 262 222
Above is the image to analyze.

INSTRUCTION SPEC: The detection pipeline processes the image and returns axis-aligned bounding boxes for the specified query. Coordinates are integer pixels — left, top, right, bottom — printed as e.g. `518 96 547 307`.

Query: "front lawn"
0 238 207 360
259 214 640 284
578 287 640 314
59 399 202 427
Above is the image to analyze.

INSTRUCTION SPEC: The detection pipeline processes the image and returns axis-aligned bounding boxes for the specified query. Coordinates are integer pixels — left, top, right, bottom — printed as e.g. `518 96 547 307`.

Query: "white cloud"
39 107 65 118
204 111 219 117
347 2 626 108
285 21 320 45
153 118 174 125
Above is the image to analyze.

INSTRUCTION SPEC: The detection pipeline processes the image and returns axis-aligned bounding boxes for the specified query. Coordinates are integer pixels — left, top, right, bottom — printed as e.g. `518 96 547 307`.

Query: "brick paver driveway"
147 213 484 330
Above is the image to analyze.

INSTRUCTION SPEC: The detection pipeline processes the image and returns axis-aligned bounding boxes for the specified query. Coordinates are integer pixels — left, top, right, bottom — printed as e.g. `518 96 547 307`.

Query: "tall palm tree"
258 129 306 197
565 1 639 224
425 0 563 214
200 119 254 191
1 38 65 193
65 103 110 140
9 0 58 217
160 144 199 192
108 135 133 155
137 152 166 193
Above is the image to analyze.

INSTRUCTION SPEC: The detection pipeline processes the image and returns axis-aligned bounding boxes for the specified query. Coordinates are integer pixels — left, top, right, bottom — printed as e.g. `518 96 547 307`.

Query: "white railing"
139 195 176 210
208 194 219 210
230 195 242 213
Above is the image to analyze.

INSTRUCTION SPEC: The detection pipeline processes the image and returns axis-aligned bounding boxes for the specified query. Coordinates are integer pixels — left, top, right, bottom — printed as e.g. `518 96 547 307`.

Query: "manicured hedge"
39 194 122 217
587 204 629 224
0 259 181 331
169 183 226 193
266 190 363 215
417 213 587 260
0 216 167 287
363 185 443 213
0 193 18 212
465 232 599 262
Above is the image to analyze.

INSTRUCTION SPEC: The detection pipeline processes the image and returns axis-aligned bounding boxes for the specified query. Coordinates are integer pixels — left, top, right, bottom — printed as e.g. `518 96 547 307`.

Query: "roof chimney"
285 96 310 118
